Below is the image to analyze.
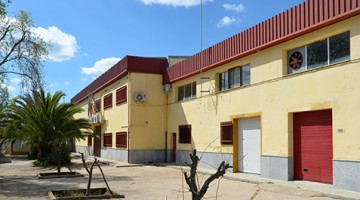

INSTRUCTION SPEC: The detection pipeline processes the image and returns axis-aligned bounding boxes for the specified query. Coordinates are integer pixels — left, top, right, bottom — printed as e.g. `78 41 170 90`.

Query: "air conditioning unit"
163 84 172 93
134 92 146 102
95 114 102 123
89 114 103 124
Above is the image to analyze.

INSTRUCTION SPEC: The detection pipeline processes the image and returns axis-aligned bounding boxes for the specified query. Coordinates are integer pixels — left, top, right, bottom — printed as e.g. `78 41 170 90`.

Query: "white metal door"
238 117 260 174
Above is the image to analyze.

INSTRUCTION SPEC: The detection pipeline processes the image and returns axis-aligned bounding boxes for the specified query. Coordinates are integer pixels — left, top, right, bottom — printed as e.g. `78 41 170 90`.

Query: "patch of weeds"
32 160 45 167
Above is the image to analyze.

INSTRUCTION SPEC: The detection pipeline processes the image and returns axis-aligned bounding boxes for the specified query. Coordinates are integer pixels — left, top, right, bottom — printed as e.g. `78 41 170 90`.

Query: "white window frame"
287 31 350 74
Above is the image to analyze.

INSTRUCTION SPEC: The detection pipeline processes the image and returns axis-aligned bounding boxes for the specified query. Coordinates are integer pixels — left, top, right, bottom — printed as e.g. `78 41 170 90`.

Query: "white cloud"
141 0 213 7
81 57 121 79
11 78 22 84
217 16 236 27
7 86 16 92
223 3 245 12
64 81 70 86
33 26 78 62
1 84 16 92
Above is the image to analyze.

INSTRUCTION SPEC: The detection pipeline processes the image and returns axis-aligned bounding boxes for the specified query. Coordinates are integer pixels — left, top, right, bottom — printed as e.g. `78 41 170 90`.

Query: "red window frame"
220 121 233 145
116 86 127 105
116 132 127 148
103 93 113 110
103 133 112 147
87 135 92 146
94 99 101 113
179 125 191 144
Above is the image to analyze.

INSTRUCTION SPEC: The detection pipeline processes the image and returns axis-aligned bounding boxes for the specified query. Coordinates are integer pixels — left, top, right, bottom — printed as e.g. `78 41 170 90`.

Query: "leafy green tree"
4 88 93 172
0 0 48 90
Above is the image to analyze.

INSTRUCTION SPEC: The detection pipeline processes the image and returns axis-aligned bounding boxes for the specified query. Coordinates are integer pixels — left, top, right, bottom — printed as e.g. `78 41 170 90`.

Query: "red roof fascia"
71 56 167 103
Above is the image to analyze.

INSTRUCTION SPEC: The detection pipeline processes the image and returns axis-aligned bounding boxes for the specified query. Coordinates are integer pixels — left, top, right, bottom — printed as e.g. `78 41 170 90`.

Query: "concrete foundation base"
334 160 360 192
176 150 233 170
129 149 166 164
261 155 293 181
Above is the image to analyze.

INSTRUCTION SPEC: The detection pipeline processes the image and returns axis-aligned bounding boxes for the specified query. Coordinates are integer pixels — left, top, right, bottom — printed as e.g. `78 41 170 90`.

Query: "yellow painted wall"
74 100 90 146
167 15 360 161
74 75 129 149
102 77 129 149
128 72 167 150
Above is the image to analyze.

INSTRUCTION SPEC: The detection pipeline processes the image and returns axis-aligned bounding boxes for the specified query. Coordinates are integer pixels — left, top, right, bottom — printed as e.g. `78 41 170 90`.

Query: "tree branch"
95 160 113 195
0 70 33 79
0 33 26 67
0 25 10 42
79 152 90 174
198 161 229 197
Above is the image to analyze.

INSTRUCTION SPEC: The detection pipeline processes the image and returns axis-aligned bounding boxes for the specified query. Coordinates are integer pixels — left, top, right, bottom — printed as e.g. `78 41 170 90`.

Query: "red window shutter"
103 133 112 147
179 125 191 144
87 135 92 146
116 86 127 105
95 99 101 112
220 121 233 145
103 93 113 109
116 132 127 148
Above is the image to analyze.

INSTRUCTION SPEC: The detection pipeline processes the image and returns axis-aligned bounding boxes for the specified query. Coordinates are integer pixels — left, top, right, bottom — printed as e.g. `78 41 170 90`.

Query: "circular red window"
289 51 303 70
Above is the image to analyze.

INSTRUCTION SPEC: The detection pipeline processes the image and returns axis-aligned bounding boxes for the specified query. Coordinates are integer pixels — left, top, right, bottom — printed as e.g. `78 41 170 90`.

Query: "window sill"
285 59 350 77
216 84 251 95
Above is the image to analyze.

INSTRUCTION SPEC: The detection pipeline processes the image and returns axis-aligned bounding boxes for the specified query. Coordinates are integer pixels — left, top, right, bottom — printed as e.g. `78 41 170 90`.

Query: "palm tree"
5 88 93 172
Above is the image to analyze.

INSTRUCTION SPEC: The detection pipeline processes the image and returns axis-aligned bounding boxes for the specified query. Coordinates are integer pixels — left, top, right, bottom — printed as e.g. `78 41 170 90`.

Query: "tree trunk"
184 149 230 200
57 144 61 174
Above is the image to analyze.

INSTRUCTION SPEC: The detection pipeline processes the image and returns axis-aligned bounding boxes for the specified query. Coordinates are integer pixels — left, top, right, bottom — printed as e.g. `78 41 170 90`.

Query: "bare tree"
79 152 116 197
183 149 230 200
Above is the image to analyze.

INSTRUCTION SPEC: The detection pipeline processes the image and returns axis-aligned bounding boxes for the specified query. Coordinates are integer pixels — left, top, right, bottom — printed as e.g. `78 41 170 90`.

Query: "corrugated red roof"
71 56 167 103
163 0 360 83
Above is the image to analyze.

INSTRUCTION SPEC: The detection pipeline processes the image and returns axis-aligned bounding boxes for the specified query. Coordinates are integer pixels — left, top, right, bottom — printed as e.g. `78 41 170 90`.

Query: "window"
103 133 112 147
94 99 101 113
179 125 191 144
116 86 127 105
329 31 350 64
178 82 196 101
116 132 127 148
87 135 92 146
220 122 233 145
103 93 113 109
287 31 350 74
219 64 250 92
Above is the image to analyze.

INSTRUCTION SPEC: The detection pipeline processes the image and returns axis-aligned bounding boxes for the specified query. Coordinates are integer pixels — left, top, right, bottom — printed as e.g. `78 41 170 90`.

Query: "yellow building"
72 0 360 192
72 56 169 163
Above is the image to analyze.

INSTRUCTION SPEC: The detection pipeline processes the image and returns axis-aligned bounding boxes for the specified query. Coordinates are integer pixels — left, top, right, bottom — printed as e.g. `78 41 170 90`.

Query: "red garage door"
293 110 333 184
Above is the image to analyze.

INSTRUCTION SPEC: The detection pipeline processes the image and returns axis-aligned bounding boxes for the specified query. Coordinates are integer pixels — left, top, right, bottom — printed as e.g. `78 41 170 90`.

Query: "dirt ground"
0 156 344 200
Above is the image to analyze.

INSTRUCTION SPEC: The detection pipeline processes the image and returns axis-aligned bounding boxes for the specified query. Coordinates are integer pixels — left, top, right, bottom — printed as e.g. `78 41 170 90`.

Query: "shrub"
32 144 71 167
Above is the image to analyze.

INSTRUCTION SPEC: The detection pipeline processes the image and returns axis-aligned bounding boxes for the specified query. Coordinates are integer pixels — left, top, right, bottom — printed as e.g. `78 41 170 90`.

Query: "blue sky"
5 0 305 101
